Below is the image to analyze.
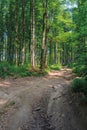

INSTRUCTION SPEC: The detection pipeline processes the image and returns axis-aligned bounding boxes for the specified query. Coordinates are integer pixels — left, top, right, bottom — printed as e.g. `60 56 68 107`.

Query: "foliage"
0 0 73 70
72 53 87 76
71 77 87 102
73 65 87 77
0 62 62 78
0 62 48 78
49 64 62 70
0 62 29 78
71 0 87 78
72 77 87 94
0 0 86 82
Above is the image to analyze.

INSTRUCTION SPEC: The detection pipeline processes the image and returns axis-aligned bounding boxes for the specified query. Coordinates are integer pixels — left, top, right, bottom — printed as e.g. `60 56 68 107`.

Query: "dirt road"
0 68 87 130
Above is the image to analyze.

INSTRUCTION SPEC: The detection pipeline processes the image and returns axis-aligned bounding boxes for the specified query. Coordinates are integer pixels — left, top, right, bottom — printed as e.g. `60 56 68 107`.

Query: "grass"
0 62 62 78
49 64 62 70
0 62 49 78
0 62 31 78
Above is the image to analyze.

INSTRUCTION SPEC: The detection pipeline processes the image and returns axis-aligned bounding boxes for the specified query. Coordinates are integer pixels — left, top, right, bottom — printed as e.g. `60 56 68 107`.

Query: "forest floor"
0 68 87 130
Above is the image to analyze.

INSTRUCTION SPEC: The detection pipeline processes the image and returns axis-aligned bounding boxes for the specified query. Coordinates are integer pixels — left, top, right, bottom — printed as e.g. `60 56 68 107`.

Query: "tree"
40 0 48 69
21 0 25 65
30 0 36 68
0 0 86 74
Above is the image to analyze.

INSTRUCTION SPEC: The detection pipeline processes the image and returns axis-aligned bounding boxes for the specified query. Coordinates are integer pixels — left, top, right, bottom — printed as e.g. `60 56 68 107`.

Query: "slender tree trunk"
54 42 58 64
15 0 18 66
40 0 48 69
21 0 25 65
30 0 35 69
49 42 52 64
7 17 12 64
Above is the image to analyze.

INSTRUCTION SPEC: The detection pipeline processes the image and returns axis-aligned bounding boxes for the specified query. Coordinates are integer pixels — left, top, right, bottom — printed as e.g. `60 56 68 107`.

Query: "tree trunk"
54 42 58 64
21 0 25 65
49 42 52 64
40 0 48 69
30 0 35 69
15 0 19 66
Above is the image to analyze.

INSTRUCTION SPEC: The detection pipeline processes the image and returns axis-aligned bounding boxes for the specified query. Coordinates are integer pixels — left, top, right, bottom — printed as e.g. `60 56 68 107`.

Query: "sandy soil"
0 68 87 130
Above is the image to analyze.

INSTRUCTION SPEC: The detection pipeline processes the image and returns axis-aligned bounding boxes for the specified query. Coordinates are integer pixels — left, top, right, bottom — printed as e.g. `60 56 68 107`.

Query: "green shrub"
0 62 62 78
0 62 11 78
71 77 87 96
0 62 48 78
73 65 87 76
49 64 62 70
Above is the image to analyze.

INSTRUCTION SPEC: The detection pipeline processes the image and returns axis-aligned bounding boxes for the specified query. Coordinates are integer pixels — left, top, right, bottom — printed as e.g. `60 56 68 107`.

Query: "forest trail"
0 68 87 130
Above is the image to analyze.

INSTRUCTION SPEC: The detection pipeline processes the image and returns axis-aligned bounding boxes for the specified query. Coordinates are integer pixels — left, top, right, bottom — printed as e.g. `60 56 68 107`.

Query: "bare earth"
0 68 87 130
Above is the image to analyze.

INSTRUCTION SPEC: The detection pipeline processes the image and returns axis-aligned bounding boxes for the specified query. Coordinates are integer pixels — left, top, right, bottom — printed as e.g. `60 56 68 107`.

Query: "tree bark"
21 0 25 65
40 0 48 69
15 0 19 66
30 0 35 69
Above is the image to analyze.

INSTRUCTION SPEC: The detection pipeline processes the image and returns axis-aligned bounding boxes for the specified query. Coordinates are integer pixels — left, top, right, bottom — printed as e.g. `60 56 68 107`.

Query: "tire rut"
0 69 87 130
21 89 53 130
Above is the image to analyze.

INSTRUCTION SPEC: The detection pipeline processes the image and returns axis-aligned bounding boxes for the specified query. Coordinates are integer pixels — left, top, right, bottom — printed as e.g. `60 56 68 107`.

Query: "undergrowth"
0 62 62 78
0 62 48 78
73 64 87 77
71 77 87 103
49 64 62 70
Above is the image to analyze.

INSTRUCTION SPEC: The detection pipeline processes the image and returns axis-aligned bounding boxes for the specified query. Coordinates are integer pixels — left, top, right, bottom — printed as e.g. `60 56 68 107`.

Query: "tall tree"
30 0 36 68
21 0 25 65
15 0 19 66
40 0 48 69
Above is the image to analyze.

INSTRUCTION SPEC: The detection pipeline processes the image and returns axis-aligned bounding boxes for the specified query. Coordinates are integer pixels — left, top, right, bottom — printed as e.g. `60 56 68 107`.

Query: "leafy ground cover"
71 77 87 103
0 62 61 78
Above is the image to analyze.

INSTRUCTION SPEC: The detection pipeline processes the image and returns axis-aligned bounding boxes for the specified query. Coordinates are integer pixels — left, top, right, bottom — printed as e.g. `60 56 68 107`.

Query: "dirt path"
0 68 87 130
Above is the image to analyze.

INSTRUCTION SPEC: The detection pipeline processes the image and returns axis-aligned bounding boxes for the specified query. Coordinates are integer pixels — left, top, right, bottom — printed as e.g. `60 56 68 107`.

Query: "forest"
0 0 87 81
0 0 87 95
0 0 86 72
0 0 87 129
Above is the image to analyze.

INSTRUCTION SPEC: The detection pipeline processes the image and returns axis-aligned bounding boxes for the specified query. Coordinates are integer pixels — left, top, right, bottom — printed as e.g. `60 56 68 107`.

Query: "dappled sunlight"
48 71 60 76
47 68 74 81
42 77 49 81
0 69 87 130
0 81 11 88
0 0 86 128
48 68 72 78
48 69 72 76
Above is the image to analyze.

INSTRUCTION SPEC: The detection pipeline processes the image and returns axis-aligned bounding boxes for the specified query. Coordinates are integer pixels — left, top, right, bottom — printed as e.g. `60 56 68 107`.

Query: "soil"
0 68 87 130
